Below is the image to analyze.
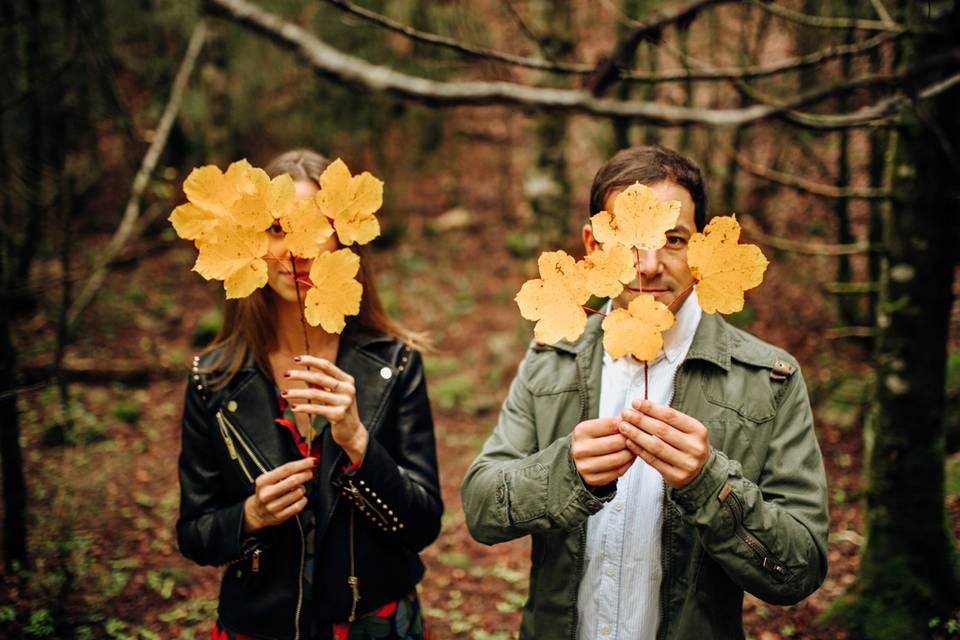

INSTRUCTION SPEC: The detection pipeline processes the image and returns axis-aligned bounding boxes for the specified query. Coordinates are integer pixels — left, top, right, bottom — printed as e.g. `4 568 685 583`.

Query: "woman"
176 149 442 640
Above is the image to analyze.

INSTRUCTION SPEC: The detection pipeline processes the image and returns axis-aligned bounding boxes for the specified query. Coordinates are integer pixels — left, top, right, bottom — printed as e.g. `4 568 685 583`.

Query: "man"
460 146 828 639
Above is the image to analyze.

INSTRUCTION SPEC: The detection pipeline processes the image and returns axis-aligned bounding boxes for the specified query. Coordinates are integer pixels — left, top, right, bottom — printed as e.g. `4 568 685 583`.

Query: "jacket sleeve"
175 376 249 567
461 350 614 545
670 368 829 605
340 349 443 552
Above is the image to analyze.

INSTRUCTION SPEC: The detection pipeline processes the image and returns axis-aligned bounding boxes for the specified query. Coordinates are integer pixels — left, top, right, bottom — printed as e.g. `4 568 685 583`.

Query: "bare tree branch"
205 0 939 130
747 226 876 255
868 0 896 28
323 0 898 84
654 31 898 81
322 0 576 73
66 21 207 331
588 0 736 95
731 147 891 199
749 0 903 31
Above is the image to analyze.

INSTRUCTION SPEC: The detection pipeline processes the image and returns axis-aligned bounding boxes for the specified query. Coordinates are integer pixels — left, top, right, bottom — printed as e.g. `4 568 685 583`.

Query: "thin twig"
749 0 903 31
66 21 207 331
867 0 895 28
747 226 877 256
728 146 891 199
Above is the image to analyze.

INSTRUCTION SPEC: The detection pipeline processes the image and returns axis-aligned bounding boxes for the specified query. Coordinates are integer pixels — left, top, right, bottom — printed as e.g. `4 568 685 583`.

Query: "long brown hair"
201 148 427 388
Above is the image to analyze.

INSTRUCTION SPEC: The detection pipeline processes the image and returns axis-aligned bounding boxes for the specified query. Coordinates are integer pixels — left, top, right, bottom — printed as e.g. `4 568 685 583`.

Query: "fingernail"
312 457 319 466
290 403 298 409
293 356 301 362
281 390 288 397
283 371 290 378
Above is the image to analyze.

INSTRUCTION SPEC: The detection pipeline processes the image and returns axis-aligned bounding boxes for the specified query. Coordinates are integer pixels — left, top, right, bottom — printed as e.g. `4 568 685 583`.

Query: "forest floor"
3 109 949 639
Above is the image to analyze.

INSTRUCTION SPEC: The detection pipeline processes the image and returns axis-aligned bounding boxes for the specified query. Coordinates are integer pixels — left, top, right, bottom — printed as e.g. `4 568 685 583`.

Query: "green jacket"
460 312 828 640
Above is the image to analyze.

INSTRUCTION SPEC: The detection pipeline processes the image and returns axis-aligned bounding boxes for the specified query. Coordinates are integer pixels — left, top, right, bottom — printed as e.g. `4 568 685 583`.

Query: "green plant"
111 400 142 425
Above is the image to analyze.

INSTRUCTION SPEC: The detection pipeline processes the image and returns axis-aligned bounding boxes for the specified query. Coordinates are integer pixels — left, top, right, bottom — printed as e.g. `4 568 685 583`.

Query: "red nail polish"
290 404 298 409
281 390 288 397
293 356 301 362
283 371 290 378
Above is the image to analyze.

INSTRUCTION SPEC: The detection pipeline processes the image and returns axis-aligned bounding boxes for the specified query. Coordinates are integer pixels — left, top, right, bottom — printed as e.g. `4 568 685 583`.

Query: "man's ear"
582 222 600 255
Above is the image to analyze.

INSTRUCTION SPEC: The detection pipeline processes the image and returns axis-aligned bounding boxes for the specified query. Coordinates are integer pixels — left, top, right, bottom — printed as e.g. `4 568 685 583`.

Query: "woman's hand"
243 457 316 533
283 356 369 464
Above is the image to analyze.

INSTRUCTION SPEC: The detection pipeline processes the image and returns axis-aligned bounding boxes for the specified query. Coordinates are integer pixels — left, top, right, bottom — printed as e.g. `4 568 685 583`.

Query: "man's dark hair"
589 145 707 231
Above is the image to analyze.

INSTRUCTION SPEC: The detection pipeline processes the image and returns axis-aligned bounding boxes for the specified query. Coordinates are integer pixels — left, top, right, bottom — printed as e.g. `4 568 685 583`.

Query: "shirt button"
601 625 611 635
614 502 624 512
606 566 616 577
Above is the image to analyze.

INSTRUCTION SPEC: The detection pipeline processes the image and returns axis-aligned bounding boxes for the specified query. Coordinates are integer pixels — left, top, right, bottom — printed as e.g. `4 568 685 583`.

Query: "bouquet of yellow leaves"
169 158 383 334
516 183 768 364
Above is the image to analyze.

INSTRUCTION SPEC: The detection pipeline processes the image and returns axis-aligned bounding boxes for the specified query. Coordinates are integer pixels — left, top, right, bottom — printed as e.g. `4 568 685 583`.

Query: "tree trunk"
612 0 641 150
526 0 573 245
848 3 960 636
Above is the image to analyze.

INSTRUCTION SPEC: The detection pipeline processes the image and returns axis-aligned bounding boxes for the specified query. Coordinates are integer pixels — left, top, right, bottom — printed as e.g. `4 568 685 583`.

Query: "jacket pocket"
506 463 549 524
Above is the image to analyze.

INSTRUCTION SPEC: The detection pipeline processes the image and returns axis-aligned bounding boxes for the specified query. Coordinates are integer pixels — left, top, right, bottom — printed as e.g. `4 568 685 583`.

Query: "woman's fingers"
285 368 340 390
284 387 352 406
274 496 309 521
258 469 313 504
290 403 348 422
292 356 354 383
264 484 307 516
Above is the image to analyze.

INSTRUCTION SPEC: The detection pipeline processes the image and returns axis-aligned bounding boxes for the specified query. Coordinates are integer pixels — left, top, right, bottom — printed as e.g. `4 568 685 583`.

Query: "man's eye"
666 235 685 247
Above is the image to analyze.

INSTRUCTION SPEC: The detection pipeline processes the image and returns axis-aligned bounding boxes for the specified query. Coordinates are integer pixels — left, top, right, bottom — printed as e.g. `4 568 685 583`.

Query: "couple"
177 145 828 640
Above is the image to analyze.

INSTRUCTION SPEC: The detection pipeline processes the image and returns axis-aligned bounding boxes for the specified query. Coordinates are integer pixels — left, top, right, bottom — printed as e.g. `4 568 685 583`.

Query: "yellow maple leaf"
515 251 591 344
686 214 768 314
591 182 681 250
316 158 382 246
602 294 675 361
304 249 363 333
279 196 335 259
584 244 636 298
193 224 270 299
178 160 274 234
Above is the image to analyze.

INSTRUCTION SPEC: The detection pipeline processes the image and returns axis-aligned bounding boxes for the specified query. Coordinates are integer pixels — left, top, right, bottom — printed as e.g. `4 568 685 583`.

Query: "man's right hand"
243 457 316 533
571 417 636 487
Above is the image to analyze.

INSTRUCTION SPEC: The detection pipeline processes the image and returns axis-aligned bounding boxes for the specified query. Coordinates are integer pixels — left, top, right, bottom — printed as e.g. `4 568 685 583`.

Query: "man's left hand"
618 399 710 489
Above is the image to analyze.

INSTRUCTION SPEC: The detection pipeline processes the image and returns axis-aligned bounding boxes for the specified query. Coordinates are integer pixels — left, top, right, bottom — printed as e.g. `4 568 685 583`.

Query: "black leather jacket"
176 324 442 639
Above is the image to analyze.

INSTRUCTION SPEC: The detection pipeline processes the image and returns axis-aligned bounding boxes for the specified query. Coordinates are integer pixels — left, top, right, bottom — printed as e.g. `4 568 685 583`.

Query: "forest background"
1 0 958 638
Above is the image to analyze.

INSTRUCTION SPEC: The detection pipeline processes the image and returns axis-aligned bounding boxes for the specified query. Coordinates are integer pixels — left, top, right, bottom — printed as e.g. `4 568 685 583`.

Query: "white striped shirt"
576 292 702 640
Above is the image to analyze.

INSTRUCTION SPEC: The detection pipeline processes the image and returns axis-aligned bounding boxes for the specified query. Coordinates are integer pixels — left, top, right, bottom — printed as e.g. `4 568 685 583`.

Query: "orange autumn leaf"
602 294 675 361
584 244 635 298
515 250 590 345
304 249 363 333
174 160 274 237
686 215 768 314
280 196 335 259
591 182 680 251
316 158 382 246
193 224 270 299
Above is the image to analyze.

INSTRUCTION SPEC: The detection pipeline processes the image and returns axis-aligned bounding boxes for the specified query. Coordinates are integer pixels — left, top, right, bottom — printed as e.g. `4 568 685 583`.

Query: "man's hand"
572 417 636 487
619 399 710 489
243 457 316 533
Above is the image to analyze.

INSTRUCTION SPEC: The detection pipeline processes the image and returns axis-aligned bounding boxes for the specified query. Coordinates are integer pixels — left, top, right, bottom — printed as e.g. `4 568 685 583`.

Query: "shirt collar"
662 289 702 364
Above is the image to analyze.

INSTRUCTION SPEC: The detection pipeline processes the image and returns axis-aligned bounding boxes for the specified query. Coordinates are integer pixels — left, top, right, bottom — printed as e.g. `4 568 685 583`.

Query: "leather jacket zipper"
216 412 255 484
721 489 787 578
216 410 306 640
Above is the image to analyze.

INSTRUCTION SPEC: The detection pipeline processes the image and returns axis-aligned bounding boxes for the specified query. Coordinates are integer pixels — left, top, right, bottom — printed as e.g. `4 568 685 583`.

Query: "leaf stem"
582 305 607 318
669 279 698 310
289 254 316 449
